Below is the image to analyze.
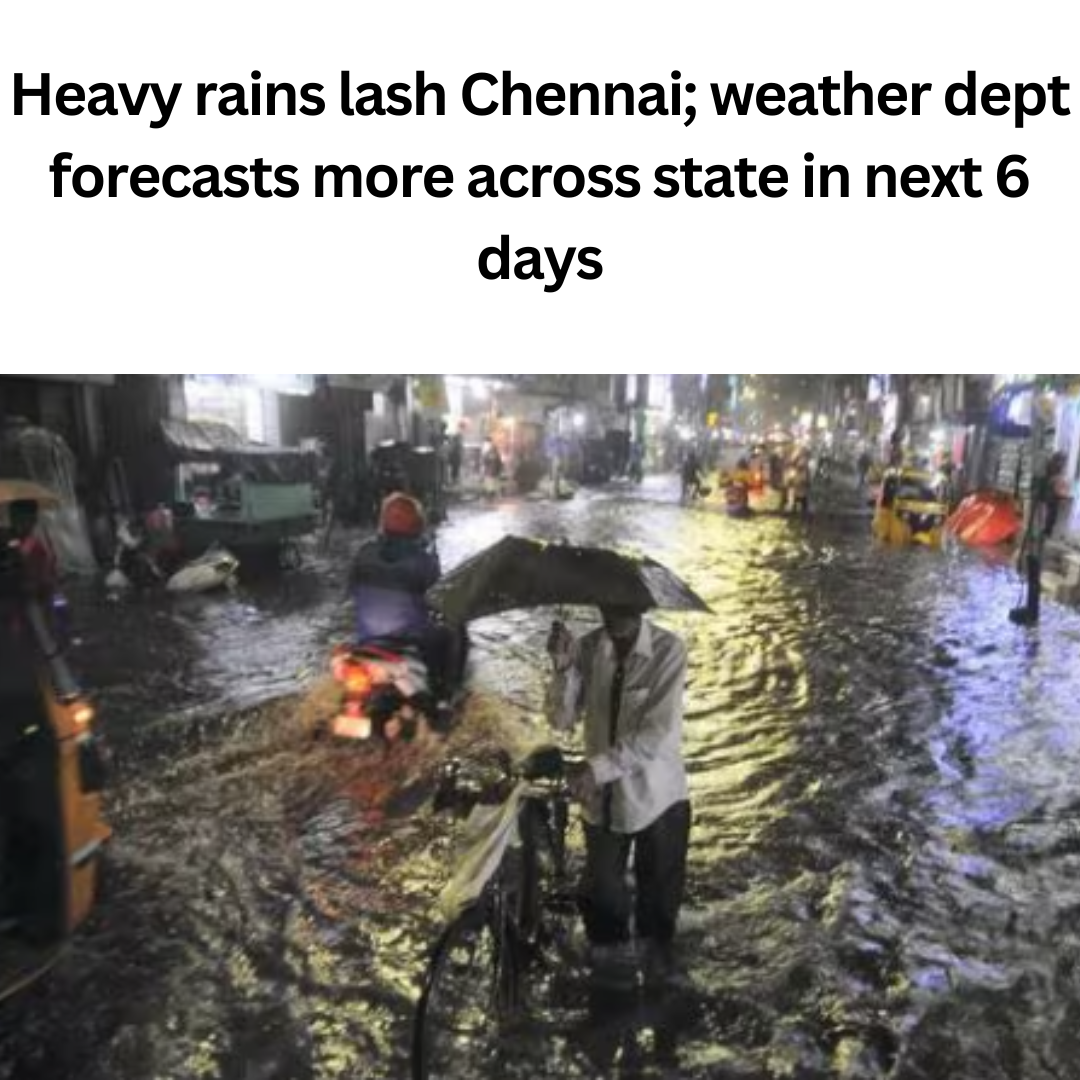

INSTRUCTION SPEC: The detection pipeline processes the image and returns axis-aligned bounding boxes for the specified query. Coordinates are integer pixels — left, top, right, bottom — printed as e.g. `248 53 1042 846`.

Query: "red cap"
380 493 426 538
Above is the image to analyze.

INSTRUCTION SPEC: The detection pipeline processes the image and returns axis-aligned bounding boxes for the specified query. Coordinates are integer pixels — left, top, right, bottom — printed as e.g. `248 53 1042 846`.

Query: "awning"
161 420 316 482
162 419 250 457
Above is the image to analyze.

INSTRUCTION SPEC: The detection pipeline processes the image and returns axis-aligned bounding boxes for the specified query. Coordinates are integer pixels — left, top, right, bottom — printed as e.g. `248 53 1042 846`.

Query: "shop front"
184 375 317 447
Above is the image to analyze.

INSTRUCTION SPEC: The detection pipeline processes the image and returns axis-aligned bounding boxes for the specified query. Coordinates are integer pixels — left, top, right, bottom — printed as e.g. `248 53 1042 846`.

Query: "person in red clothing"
2 499 60 660
7 500 58 604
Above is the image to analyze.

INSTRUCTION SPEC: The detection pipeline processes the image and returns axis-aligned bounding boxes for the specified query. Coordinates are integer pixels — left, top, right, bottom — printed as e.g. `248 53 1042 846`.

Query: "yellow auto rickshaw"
872 468 949 548
1 481 111 1004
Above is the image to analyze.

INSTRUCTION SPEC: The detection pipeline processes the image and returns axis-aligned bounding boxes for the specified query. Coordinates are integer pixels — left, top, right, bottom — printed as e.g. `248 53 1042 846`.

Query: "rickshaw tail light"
344 666 374 697
72 704 95 727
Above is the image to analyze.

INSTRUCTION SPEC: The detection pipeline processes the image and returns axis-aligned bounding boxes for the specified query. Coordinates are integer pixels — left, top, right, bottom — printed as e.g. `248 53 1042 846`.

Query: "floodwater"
4 479 1080 1080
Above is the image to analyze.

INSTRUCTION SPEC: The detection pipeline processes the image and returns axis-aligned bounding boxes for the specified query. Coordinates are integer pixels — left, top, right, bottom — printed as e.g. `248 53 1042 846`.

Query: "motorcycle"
105 519 164 591
106 519 240 595
325 618 470 745
327 642 447 744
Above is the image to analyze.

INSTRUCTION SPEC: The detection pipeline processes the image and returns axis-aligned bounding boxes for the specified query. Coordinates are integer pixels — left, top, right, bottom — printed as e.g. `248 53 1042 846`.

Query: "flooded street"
4 480 1080 1080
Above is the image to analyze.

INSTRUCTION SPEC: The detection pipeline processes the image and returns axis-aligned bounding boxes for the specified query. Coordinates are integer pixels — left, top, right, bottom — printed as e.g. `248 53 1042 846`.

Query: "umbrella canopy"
0 480 62 509
428 536 712 624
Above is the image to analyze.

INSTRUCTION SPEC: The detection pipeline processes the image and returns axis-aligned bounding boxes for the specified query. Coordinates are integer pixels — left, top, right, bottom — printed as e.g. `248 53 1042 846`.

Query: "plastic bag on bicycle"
438 782 533 923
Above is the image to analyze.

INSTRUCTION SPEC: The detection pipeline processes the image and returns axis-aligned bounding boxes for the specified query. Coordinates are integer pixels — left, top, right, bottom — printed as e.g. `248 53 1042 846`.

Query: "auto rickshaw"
1 482 111 1004
872 468 949 548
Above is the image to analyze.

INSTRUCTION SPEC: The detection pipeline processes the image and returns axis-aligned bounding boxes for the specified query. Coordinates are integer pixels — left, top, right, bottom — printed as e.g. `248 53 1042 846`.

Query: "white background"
1 1 1077 368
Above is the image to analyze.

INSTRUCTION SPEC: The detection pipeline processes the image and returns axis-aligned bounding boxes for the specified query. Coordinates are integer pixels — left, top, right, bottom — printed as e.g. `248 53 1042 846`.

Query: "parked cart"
163 420 319 569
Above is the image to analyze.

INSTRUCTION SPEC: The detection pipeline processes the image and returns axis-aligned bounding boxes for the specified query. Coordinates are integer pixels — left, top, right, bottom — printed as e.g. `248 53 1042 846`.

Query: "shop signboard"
413 375 448 414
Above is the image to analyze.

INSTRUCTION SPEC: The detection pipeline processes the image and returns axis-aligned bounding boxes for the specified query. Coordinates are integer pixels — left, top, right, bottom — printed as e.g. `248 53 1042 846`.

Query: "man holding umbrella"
547 606 692 985
428 536 708 982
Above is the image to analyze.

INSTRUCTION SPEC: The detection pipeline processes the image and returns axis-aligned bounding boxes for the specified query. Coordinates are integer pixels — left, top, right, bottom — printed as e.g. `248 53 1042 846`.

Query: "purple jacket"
350 536 441 643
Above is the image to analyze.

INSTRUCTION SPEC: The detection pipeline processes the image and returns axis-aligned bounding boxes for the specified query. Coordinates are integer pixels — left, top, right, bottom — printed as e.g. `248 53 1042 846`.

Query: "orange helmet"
379 493 426 538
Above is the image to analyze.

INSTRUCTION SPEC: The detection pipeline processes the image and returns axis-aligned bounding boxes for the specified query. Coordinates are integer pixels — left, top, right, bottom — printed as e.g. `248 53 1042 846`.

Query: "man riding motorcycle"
349 493 465 710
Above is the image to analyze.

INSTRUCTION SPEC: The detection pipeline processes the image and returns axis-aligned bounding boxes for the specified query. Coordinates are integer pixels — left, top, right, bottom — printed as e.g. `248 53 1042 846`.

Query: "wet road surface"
4 479 1080 1080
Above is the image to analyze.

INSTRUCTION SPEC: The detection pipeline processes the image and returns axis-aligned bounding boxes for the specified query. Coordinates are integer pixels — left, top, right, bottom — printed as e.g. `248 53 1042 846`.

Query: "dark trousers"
1026 553 1043 622
419 625 468 699
580 801 692 948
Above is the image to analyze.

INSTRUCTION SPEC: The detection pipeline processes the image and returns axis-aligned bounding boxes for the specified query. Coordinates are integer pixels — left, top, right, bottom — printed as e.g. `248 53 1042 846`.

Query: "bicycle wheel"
534 805 589 1000
413 904 520 1080
515 798 578 957
511 804 544 946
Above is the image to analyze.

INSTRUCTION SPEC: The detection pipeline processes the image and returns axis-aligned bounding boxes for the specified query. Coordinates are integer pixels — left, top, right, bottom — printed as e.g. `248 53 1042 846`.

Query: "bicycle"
412 746 582 1080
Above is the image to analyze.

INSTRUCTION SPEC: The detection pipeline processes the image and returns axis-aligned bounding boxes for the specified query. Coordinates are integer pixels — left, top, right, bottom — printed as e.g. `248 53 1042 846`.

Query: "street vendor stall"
163 420 318 567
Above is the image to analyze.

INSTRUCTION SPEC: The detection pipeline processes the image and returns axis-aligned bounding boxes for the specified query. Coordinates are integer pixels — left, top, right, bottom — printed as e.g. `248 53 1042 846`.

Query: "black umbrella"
428 536 711 624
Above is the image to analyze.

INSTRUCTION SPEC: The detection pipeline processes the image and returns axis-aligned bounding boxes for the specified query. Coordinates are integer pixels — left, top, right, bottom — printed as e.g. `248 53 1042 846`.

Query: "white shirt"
546 621 690 836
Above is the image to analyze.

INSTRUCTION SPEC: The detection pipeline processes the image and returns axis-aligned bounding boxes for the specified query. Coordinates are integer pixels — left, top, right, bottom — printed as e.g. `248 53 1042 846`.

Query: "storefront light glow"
446 378 465 419
1007 389 1034 426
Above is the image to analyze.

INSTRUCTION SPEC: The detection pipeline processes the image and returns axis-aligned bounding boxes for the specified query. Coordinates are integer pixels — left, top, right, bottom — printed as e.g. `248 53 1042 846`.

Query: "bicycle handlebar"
433 743 582 820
